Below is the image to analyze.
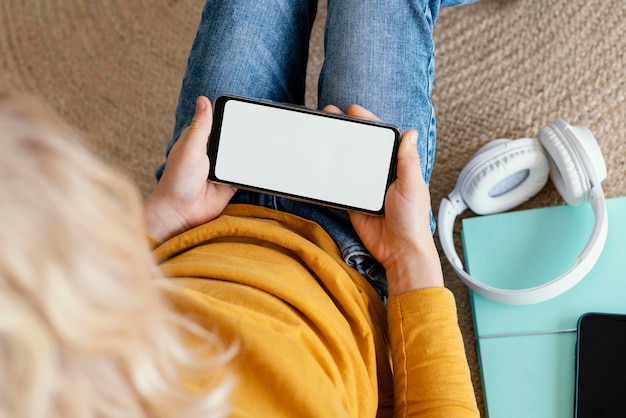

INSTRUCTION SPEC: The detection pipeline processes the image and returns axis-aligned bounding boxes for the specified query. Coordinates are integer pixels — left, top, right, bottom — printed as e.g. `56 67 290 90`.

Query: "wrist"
384 239 444 297
143 194 185 242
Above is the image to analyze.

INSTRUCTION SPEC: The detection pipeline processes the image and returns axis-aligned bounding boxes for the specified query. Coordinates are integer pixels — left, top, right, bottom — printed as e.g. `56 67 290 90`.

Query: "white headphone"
438 119 608 305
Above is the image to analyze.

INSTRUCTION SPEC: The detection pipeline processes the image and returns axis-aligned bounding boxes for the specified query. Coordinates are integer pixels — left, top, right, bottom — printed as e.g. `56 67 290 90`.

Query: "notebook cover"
461 196 626 417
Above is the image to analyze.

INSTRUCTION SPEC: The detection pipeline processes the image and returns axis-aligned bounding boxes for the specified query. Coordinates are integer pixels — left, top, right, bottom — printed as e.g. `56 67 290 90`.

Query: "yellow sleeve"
387 287 479 417
145 233 161 250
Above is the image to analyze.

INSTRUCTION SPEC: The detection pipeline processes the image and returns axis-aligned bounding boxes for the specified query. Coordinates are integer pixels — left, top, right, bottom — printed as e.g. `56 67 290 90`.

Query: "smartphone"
574 312 626 417
207 95 401 215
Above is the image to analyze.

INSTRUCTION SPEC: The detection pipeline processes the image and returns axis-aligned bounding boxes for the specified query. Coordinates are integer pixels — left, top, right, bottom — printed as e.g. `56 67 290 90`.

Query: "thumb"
395 129 423 189
185 96 213 149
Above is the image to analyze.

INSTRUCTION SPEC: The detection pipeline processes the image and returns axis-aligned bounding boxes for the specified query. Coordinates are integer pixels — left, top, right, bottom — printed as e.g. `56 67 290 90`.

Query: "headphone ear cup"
459 138 551 215
538 122 588 206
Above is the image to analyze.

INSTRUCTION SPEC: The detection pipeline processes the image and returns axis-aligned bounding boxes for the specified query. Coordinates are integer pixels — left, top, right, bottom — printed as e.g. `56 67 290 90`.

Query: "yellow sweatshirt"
151 204 478 417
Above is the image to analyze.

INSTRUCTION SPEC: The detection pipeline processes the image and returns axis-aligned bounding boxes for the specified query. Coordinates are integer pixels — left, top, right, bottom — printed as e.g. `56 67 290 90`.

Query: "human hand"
323 104 443 295
143 96 237 242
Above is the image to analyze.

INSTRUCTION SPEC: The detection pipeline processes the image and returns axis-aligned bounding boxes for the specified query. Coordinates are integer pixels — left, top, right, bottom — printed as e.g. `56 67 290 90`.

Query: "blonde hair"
0 94 234 418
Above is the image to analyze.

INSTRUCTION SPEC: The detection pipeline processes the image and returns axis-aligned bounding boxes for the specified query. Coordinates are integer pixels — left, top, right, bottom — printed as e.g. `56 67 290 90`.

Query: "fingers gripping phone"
207 95 401 215
575 313 626 417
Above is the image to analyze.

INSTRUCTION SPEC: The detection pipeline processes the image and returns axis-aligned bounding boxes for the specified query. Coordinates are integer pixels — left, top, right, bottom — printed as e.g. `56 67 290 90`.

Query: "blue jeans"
158 0 477 302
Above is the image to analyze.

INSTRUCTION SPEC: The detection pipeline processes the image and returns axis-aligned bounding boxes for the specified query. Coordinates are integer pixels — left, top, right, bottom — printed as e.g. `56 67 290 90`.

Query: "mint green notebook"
461 196 626 417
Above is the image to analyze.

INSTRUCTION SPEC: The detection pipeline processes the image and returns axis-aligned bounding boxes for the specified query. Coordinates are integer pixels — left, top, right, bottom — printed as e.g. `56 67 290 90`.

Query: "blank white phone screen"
214 99 397 212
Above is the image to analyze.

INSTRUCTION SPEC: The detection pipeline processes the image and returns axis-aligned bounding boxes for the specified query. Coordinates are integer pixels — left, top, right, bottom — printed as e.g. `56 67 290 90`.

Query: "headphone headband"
438 119 608 305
